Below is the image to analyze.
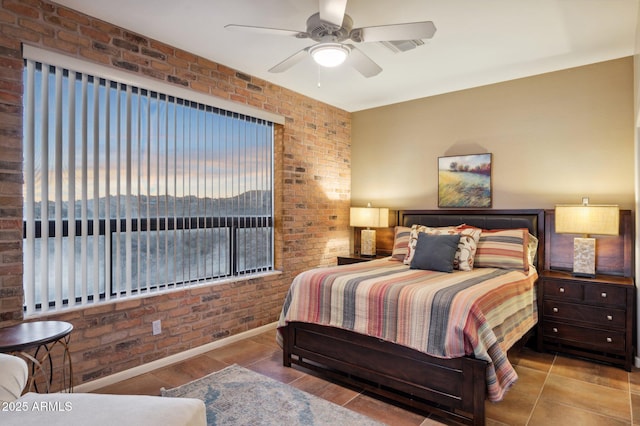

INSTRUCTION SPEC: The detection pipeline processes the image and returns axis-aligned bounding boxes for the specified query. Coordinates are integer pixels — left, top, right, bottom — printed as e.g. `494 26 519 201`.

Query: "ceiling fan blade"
352 21 436 42
225 24 308 38
268 48 310 73
346 45 382 78
319 0 348 27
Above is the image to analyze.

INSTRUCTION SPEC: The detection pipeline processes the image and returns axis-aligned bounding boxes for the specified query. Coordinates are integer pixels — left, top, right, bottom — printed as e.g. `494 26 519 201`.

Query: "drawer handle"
552 307 559 313
559 287 565 293
601 292 607 298
606 337 613 343
607 315 613 321
552 327 558 333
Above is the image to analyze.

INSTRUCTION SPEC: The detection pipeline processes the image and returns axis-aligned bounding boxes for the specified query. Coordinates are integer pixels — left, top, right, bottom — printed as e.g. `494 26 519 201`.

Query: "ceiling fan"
225 0 436 78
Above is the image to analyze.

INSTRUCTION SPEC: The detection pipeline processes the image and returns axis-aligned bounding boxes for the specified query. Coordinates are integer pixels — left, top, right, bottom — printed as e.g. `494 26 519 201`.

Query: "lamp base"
572 237 596 278
360 229 377 257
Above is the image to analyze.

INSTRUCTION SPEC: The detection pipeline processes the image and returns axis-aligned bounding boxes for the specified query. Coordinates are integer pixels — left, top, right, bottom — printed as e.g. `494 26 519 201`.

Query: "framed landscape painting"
438 153 492 208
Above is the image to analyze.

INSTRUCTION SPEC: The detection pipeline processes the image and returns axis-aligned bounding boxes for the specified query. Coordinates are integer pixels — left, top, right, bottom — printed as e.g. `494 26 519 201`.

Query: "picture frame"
438 153 492 208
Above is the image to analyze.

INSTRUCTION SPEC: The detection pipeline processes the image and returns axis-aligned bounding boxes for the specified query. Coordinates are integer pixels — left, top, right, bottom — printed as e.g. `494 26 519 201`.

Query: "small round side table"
0 321 73 393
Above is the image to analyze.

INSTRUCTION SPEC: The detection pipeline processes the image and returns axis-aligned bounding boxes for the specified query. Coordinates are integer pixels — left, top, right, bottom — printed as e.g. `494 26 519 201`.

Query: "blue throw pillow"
409 233 460 272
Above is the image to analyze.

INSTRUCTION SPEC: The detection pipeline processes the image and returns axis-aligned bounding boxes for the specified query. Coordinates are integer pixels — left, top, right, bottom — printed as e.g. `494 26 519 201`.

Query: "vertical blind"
23 58 274 314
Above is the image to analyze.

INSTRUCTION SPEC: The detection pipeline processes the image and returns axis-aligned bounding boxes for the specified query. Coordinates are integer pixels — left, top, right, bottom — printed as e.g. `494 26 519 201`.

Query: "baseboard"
635 355 640 369
74 322 278 393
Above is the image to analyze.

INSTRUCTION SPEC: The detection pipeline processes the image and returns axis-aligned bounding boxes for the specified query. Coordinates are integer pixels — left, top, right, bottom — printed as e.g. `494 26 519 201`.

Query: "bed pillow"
410 233 460 272
390 226 411 261
474 228 530 272
453 225 482 271
404 225 451 265
527 233 539 267
405 224 480 271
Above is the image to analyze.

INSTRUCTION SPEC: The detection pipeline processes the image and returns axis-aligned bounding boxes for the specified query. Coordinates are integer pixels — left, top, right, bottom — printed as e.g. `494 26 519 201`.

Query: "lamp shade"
310 43 350 67
349 207 389 228
555 204 619 236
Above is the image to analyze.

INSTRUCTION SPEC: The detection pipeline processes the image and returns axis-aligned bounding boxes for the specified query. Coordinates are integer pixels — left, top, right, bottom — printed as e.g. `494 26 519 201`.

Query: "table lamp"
554 200 619 277
350 204 389 257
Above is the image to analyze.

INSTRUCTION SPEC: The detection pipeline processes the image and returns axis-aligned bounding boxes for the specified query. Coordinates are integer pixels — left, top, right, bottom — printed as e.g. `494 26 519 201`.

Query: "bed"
278 209 544 426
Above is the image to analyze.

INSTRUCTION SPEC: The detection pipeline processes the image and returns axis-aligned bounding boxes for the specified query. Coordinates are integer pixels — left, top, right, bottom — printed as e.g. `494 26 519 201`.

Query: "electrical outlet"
152 319 161 335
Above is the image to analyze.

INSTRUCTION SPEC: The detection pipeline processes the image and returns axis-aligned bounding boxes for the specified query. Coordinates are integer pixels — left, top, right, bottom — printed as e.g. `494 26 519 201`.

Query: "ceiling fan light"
310 43 350 67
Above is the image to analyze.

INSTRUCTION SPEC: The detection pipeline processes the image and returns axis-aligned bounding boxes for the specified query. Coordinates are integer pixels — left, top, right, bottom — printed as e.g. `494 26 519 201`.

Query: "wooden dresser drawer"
543 321 626 352
584 285 627 307
542 279 583 301
542 300 626 329
538 271 634 370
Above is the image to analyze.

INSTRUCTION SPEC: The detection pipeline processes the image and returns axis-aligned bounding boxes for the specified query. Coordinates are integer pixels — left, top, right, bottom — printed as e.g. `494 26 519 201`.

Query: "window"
22 53 274 314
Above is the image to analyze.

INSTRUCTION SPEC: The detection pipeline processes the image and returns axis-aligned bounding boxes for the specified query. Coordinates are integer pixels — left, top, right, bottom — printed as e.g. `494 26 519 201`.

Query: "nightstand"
337 254 384 265
537 270 634 371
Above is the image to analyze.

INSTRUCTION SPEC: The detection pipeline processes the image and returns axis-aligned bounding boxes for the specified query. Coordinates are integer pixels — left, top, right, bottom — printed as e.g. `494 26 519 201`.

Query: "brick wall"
0 0 351 388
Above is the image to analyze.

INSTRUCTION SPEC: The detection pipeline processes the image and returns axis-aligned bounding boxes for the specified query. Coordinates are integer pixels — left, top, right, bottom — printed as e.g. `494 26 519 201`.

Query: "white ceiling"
53 0 639 112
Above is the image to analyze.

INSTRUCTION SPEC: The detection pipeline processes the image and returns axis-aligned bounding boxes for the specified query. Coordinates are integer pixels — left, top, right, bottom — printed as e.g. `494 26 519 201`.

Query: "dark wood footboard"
282 321 487 426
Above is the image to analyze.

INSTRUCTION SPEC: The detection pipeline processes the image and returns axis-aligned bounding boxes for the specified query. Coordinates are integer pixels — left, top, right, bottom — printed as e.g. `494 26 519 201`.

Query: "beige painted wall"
352 57 634 211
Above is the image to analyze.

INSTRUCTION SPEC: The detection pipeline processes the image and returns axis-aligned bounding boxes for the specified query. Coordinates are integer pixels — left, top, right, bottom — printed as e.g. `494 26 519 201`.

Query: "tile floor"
94 329 640 425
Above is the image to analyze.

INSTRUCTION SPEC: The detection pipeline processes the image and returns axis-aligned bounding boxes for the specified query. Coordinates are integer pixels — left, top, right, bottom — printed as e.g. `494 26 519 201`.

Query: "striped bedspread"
277 257 538 402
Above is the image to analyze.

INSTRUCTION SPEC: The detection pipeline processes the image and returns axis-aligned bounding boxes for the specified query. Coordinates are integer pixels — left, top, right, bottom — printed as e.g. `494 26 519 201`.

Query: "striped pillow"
390 226 411 261
474 228 530 272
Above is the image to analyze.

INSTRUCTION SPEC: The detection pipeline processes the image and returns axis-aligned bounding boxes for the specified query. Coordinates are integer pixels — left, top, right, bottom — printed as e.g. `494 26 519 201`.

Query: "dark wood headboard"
399 209 543 236
367 209 545 265
396 209 545 270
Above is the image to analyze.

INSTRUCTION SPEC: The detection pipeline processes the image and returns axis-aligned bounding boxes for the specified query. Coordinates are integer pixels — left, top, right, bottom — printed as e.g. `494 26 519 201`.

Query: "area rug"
161 364 384 426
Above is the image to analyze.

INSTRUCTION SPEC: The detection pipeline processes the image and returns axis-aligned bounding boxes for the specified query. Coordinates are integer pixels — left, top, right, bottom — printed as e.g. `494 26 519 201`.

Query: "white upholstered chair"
0 353 206 425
